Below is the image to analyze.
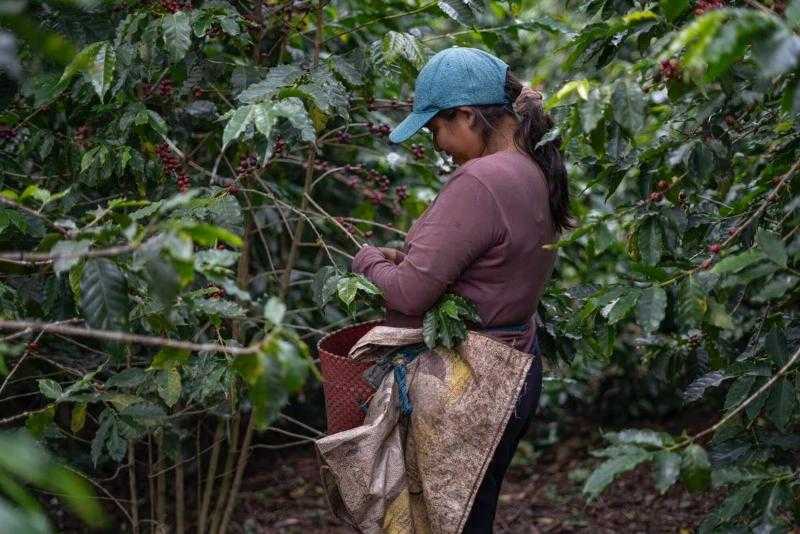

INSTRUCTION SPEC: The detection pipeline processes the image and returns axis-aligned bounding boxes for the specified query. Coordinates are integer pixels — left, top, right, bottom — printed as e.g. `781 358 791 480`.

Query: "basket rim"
316 318 384 357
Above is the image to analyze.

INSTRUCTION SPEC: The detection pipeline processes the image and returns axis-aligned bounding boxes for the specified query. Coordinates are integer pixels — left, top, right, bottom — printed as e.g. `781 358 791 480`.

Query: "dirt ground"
232 433 723 533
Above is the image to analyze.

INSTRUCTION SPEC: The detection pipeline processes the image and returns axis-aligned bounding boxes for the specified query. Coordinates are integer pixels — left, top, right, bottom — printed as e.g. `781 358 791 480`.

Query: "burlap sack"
315 325 533 533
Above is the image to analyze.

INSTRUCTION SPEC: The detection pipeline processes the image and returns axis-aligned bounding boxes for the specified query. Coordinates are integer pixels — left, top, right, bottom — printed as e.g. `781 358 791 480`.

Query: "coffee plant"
1 0 799 531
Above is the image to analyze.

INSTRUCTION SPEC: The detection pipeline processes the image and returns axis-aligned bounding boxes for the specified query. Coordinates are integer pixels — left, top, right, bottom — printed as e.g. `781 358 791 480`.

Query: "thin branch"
0 195 70 236
0 244 136 265
721 158 800 249
304 193 363 248
0 320 261 355
322 1 437 44
692 343 800 441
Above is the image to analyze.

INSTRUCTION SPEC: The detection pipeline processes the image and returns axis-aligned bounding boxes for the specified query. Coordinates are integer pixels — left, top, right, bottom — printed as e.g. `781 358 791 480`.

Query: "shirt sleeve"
351 173 502 316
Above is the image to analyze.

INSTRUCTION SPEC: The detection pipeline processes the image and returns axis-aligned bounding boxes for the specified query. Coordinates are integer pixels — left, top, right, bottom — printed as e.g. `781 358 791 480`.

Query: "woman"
350 46 573 532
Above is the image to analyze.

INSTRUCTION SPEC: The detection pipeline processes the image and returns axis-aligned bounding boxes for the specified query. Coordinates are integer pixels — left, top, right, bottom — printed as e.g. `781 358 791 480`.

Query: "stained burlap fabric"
315 325 534 533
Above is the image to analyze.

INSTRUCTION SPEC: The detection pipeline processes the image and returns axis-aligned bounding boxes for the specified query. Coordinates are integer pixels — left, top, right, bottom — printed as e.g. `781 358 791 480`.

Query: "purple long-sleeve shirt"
352 148 558 352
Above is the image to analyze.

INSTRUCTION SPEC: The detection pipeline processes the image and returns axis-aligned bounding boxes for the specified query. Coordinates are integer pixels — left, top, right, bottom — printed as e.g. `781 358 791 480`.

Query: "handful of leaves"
312 267 481 350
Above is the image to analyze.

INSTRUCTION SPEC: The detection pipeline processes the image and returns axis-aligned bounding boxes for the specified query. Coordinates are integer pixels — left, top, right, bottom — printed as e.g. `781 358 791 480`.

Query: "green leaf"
580 89 605 134
162 12 192 62
80 258 129 331
422 294 481 350
237 64 304 103
753 274 798 302
106 368 148 389
605 289 640 324
755 228 787 267
54 41 104 98
677 275 707 327
680 444 711 492
311 266 337 307
606 429 671 448
660 0 689 22
146 110 168 136
0 208 27 236
381 31 427 70
437 0 482 25
752 26 800 78
106 422 126 462
222 105 257 149
765 377 794 431
26 404 56 439
70 402 87 433
181 223 243 247
583 447 653 500
328 54 364 86
422 310 437 350
192 298 246 319
263 296 286 326
652 451 681 494
336 276 358 306
724 374 755 412
120 402 166 426
142 253 180 308
788 0 800 28
91 410 113 467
712 249 766 275
253 97 316 144
745 376 769 421
352 274 381 296
297 65 349 119
104 392 143 411
683 371 729 402
637 218 663 265
150 347 190 370
51 240 91 276
611 81 645 136
156 368 181 407
706 300 734 329
37 379 63 401
701 481 761 530
636 286 666 333
87 42 116 102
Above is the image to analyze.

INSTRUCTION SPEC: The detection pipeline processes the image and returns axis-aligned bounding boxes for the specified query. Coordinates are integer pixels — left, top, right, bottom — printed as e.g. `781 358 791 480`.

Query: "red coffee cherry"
395 185 408 201
176 173 191 192
708 243 721 254
694 0 725 16
659 59 681 81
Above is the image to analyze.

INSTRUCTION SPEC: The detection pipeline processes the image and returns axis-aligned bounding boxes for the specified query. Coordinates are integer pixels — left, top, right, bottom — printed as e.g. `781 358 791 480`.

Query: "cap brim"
388 109 439 144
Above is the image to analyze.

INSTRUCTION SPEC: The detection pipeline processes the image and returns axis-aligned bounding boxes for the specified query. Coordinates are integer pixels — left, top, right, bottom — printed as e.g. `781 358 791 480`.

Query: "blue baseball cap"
388 47 510 144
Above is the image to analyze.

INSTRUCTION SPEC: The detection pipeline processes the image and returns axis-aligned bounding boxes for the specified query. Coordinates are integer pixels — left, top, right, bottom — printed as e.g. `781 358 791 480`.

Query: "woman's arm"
352 173 501 316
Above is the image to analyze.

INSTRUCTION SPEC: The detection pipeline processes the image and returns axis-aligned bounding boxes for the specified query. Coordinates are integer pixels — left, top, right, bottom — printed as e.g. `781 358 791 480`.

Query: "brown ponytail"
435 71 575 235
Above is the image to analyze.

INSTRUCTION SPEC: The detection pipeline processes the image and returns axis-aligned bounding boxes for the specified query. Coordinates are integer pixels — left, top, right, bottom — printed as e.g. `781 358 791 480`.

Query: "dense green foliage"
1 0 799 531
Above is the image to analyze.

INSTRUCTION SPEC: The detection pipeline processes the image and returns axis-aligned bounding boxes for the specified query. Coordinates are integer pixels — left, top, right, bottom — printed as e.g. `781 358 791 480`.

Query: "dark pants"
462 344 543 533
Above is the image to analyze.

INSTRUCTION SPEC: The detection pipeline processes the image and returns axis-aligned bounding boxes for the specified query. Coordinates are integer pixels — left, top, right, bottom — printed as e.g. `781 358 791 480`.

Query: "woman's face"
424 108 484 166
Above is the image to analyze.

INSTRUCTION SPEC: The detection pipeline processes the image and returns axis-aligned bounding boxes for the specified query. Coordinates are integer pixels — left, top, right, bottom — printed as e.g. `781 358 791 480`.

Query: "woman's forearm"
352 245 445 316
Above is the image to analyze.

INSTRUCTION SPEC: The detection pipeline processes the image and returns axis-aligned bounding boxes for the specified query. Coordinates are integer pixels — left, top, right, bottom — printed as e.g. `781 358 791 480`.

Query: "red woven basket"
318 320 383 434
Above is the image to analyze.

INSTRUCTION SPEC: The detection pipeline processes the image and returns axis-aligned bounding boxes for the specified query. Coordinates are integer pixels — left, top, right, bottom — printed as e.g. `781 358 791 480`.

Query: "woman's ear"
458 107 477 129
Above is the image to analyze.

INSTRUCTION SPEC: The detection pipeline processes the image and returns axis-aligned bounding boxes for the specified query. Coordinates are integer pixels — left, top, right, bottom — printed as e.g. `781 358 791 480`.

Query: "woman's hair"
434 71 575 235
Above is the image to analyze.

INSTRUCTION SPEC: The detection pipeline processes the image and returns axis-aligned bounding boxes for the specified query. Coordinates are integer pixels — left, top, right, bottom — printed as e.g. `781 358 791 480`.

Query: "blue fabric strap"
391 343 427 417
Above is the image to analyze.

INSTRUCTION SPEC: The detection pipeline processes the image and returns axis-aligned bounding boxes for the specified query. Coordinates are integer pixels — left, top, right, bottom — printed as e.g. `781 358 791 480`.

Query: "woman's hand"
376 247 405 265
